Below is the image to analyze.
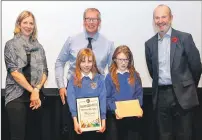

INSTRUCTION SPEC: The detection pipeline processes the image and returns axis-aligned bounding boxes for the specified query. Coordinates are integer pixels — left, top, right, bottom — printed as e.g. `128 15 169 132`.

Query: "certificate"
76 97 101 132
115 99 143 118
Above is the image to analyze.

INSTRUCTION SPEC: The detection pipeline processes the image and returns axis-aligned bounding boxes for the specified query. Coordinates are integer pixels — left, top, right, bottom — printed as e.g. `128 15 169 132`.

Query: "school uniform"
67 72 106 140
105 70 143 140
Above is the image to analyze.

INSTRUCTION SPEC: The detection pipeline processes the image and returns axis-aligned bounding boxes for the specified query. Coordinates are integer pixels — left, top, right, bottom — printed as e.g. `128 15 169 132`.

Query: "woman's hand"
30 99 41 110
30 88 41 110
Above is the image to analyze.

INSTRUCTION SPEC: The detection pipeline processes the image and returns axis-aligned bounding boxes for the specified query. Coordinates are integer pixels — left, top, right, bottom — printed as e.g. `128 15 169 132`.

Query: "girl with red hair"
105 45 143 140
67 48 106 140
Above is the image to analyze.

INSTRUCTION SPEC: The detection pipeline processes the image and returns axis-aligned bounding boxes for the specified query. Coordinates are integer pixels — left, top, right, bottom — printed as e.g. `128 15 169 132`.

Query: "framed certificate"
76 97 101 132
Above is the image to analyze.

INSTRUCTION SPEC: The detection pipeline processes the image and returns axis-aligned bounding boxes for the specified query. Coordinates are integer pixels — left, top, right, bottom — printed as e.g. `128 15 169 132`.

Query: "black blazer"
145 28 202 110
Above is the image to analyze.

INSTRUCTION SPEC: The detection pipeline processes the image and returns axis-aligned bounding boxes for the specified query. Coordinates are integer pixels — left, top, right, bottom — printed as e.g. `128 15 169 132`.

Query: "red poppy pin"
171 37 178 43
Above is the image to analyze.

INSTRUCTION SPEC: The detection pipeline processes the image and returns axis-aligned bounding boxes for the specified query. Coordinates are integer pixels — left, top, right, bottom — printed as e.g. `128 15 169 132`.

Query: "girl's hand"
115 109 123 119
97 119 106 133
137 108 143 118
73 117 82 134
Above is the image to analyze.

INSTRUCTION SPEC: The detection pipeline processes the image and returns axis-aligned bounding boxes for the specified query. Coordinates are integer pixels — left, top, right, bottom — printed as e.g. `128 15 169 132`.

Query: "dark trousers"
60 102 76 140
6 99 43 140
76 130 103 140
105 112 118 140
157 86 193 140
115 115 140 140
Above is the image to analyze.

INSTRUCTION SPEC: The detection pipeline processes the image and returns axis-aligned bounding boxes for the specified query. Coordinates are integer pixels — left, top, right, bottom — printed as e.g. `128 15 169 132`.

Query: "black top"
18 53 31 102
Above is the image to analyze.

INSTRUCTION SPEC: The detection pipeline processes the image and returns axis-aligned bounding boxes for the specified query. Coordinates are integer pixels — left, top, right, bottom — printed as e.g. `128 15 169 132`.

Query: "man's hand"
59 87 67 105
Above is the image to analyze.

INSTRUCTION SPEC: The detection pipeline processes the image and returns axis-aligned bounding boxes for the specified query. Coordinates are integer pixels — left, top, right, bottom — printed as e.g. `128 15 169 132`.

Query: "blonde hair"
14 10 37 41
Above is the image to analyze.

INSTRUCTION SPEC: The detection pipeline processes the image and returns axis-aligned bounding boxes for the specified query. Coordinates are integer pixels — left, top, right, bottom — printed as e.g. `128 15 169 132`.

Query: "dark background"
1 88 202 140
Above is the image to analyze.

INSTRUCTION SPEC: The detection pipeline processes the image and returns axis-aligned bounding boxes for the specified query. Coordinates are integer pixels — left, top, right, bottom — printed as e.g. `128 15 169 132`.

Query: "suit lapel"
170 29 177 69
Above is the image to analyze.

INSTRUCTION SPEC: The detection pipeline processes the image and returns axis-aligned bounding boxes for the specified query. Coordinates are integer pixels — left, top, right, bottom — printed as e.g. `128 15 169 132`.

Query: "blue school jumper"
105 71 143 140
67 73 106 120
105 72 143 112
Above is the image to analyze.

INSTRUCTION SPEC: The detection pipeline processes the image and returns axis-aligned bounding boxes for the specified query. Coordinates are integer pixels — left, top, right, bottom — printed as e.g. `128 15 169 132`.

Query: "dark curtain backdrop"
2 88 202 140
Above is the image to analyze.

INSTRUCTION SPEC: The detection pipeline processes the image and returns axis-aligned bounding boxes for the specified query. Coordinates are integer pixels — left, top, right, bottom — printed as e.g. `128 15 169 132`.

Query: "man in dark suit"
145 4 202 140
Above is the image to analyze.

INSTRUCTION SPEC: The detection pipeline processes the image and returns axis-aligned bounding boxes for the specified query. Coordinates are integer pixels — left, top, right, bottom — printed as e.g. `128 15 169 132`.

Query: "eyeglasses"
115 58 129 63
85 18 99 23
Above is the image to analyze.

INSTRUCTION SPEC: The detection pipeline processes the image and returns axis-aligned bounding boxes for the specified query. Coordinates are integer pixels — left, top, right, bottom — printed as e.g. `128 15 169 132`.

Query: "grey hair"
153 4 172 19
83 8 101 20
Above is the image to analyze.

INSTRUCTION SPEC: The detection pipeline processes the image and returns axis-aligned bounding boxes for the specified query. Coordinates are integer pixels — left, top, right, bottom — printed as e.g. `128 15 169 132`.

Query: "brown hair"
14 10 37 41
74 48 100 87
110 45 141 92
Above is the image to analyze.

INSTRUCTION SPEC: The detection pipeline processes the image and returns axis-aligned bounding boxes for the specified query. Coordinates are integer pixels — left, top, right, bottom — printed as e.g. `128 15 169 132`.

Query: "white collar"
81 72 93 80
116 69 129 74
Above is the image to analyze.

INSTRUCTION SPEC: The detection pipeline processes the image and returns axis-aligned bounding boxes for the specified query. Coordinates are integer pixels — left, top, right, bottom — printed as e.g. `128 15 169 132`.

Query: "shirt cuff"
58 82 65 89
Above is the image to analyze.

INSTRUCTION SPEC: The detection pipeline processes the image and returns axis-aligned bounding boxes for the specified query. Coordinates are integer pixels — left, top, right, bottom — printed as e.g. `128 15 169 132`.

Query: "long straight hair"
74 48 100 87
110 45 141 92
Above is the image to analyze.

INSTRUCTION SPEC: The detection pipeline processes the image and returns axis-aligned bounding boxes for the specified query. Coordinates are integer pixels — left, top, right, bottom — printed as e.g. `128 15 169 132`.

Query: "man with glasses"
55 8 114 140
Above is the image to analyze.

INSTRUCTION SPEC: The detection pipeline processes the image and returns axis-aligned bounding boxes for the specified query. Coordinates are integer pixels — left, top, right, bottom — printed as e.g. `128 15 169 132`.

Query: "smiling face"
83 9 101 36
80 56 93 75
14 11 37 40
19 16 34 38
153 5 173 37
